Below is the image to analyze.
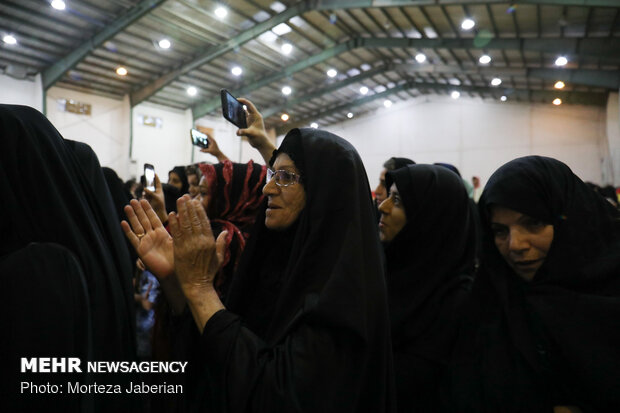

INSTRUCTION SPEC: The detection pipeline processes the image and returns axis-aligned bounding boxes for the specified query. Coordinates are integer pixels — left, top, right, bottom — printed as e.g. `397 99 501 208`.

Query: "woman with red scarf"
196 159 266 298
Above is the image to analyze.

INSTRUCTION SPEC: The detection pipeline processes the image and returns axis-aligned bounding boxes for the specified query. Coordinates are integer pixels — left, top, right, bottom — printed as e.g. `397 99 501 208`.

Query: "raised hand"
121 199 174 280
199 132 229 162
168 195 227 300
236 98 276 164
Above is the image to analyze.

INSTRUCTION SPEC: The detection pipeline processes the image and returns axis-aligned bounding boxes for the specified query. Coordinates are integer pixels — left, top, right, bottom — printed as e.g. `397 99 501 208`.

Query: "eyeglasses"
266 168 302 187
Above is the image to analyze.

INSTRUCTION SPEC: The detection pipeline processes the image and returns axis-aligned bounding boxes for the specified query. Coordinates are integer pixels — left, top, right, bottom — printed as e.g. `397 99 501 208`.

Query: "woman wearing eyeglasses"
122 103 395 412
137 103 273 413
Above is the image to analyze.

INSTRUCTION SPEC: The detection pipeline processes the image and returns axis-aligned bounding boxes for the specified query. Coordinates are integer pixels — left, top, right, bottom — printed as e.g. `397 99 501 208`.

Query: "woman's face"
198 176 210 211
168 172 183 192
374 168 388 204
263 153 306 231
490 205 554 281
378 183 407 242
188 173 199 198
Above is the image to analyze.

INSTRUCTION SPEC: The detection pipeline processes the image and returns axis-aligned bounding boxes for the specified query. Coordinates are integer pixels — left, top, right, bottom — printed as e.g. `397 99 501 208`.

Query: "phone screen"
190 128 209 148
144 163 155 192
220 89 247 129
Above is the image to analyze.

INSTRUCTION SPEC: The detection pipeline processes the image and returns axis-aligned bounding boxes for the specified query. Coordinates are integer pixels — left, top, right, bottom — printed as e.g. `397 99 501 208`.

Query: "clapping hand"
168 195 227 300
121 199 174 280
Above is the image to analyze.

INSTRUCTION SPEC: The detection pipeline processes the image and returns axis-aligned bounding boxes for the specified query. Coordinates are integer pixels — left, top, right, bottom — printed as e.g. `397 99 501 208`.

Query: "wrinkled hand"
121 199 174 280
236 98 276 165
168 195 227 299
143 174 167 224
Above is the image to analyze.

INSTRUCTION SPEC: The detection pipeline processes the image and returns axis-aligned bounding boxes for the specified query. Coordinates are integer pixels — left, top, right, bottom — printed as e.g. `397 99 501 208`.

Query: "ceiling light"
116 66 128 76
451 91 460 99
187 86 197 96
281 113 289 121
500 95 507 102
281 43 293 55
327 68 337 78
270 1 286 13
461 18 475 30
491 77 502 86
383 99 392 108
554 81 565 89
51 0 66 10
424 27 438 38
231 66 242 76
282 86 292 96
272 23 291 35
214 6 228 19
158 38 171 49
479 54 491 64
310 122 318 128
415 53 426 63
3 34 17 45
359 86 369 95
347 112 354 119
555 56 568 66
553 98 562 106
259 31 278 42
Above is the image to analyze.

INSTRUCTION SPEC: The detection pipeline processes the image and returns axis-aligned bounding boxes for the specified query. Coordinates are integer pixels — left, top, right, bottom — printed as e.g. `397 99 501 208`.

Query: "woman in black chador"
0 105 137 412
123 128 395 413
448 156 620 413
378 164 476 412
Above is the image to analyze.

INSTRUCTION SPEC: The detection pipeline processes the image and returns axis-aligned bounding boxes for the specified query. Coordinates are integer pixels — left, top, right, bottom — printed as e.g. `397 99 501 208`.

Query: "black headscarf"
383 165 475 412
385 156 416 170
101 167 132 222
169 165 189 195
433 162 462 177
0 105 138 411
161 183 181 215
449 156 620 412
200 128 395 413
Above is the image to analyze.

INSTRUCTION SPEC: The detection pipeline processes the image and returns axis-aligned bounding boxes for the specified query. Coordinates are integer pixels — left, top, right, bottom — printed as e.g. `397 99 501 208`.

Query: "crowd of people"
2 99 620 413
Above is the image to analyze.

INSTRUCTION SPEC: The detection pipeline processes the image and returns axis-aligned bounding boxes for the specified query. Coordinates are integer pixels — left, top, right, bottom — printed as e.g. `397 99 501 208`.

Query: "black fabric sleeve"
201 309 377 413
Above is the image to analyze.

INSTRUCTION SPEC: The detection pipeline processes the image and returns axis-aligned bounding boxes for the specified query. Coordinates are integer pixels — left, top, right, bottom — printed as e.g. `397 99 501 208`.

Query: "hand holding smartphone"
144 163 155 192
190 128 209 148
220 89 247 129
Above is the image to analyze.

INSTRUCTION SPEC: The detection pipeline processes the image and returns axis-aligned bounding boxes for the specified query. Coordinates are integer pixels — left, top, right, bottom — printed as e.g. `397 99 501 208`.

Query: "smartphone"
190 128 209 148
144 163 155 192
220 89 247 129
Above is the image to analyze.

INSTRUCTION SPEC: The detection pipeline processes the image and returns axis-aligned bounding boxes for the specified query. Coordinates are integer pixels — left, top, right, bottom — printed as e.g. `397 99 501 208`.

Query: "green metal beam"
275 81 608 134
192 36 620 119
361 37 620 58
261 63 392 118
391 63 620 89
528 68 620 89
312 0 620 9
191 38 361 119
130 1 313 106
42 0 167 90
265 65 617 121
